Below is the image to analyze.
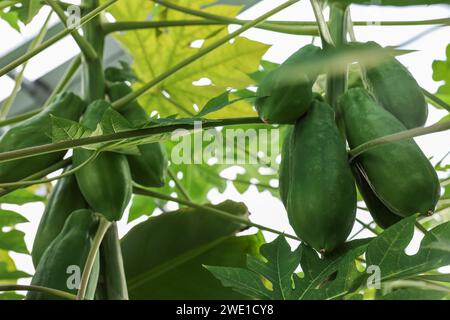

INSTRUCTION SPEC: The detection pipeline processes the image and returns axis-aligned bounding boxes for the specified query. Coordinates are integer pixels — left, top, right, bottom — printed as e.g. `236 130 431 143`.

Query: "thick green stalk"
98 223 129 300
0 117 262 164
326 2 349 139
45 0 98 60
112 0 301 110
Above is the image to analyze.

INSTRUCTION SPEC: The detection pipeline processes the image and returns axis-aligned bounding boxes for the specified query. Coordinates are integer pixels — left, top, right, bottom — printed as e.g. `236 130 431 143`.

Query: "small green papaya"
340 88 440 217
365 41 428 129
255 45 322 124
279 127 293 207
27 209 100 300
32 172 88 267
287 100 356 253
0 92 85 182
73 100 132 221
107 82 168 187
351 163 401 229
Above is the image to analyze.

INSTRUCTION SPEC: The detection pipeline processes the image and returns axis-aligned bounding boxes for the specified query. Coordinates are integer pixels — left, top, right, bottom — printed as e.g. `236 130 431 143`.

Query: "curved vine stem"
133 182 301 241
112 0 301 110
0 151 98 189
0 284 77 300
77 216 111 300
0 0 118 78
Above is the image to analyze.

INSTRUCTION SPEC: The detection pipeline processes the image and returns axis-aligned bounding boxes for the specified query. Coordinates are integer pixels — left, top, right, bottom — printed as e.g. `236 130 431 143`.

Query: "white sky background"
1 1 450 284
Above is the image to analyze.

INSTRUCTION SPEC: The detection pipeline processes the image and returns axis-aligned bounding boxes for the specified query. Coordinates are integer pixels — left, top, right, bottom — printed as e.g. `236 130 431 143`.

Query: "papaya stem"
0 0 118 78
77 216 111 300
0 117 263 164
423 89 450 113
0 11 52 120
0 284 77 300
0 151 98 189
349 117 450 160
45 0 98 60
0 158 71 197
167 169 191 201
112 0 302 110
310 0 334 46
133 182 301 241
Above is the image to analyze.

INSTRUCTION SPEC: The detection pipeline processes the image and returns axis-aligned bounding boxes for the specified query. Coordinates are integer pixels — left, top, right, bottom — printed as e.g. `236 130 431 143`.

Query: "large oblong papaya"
278 127 293 207
364 41 428 129
340 88 440 217
0 92 85 182
32 172 87 267
107 82 168 187
255 45 322 124
287 100 356 253
73 100 132 221
351 163 401 229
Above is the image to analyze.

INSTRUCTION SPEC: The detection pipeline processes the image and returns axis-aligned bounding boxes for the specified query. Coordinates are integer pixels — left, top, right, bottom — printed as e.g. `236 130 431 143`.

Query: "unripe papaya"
32 172 87 267
0 92 85 182
73 100 132 221
279 127 293 207
27 209 100 300
351 163 401 229
340 88 440 217
107 82 168 187
287 100 356 253
364 41 428 129
255 45 322 124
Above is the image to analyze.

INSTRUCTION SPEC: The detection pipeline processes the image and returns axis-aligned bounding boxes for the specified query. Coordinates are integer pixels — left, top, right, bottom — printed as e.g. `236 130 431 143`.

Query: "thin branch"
0 0 118 77
310 0 334 46
0 284 76 300
167 168 191 201
45 0 98 60
112 0 302 110
349 117 450 160
0 158 71 197
424 88 450 112
133 182 301 241
0 11 52 119
77 216 111 300
356 217 380 236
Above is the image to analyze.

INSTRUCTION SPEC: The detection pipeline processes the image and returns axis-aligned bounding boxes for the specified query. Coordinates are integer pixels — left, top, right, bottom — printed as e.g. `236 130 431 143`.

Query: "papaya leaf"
0 189 44 205
103 0 269 118
10 0 42 25
0 10 20 32
0 230 28 254
0 209 28 227
0 249 29 282
432 44 450 105
122 200 264 299
50 115 92 143
105 60 138 83
381 288 449 300
366 216 450 282
197 91 256 118
0 292 24 300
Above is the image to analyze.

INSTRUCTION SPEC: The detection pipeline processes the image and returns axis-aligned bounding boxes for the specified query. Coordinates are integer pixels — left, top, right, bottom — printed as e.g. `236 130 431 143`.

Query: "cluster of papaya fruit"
257 41 440 253
0 73 168 299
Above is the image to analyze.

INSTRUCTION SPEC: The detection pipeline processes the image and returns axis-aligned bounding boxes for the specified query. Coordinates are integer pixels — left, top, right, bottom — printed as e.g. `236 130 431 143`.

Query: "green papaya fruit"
351 163 401 229
0 92 85 182
107 82 168 187
279 127 293 207
32 172 88 267
287 100 356 253
255 44 322 124
340 88 440 217
73 100 132 221
27 209 100 300
365 41 428 129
